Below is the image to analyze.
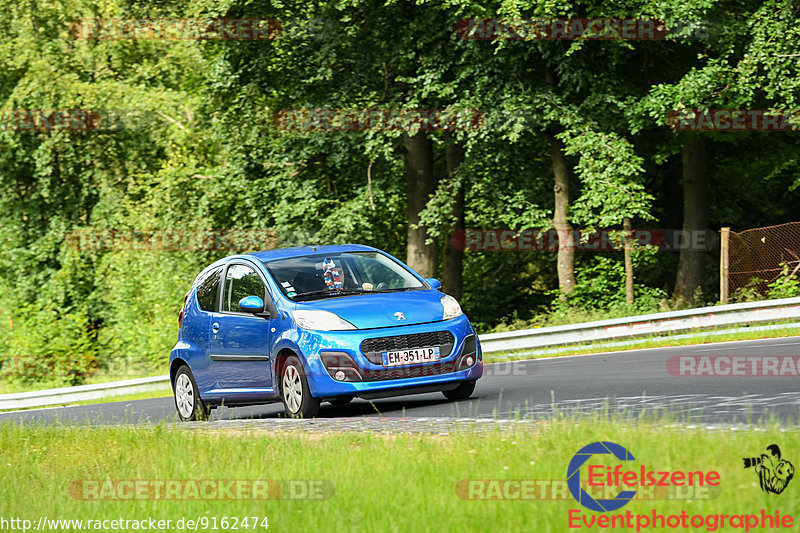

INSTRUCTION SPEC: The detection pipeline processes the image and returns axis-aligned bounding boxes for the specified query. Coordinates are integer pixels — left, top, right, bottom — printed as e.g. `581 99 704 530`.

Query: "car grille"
360 331 456 365
361 361 456 381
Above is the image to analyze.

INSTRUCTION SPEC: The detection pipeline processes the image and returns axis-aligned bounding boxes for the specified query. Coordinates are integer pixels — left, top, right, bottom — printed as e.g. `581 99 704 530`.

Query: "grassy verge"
0 416 795 532
483 325 800 363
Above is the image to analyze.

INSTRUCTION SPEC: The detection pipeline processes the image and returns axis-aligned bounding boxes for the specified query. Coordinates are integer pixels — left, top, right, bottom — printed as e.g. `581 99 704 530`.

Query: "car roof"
248 244 378 262
193 244 383 286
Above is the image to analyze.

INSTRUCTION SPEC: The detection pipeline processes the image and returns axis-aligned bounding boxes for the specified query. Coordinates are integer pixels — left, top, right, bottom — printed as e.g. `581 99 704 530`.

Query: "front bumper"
297 314 483 398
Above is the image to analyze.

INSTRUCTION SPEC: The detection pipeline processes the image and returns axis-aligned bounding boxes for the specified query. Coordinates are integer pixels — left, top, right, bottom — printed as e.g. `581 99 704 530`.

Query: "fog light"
334 370 346 381
466 356 474 366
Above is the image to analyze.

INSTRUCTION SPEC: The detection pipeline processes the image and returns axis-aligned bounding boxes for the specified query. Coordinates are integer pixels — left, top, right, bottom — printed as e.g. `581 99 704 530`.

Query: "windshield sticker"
287 291 297 298
322 258 343 290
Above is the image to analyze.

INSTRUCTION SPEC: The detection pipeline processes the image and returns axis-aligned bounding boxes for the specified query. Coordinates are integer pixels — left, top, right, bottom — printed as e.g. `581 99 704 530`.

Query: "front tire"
442 380 476 400
173 365 209 422
281 356 320 418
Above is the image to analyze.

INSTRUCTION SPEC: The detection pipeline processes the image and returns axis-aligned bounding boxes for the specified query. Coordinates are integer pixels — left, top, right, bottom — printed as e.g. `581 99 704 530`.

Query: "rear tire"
173 365 209 422
442 380 476 401
281 356 320 418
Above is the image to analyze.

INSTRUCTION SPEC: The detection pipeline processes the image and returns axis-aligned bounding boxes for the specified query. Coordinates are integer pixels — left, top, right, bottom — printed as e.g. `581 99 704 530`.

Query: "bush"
490 253 668 332
557 254 667 315
731 277 764 303
0 306 98 386
95 249 201 372
767 262 800 299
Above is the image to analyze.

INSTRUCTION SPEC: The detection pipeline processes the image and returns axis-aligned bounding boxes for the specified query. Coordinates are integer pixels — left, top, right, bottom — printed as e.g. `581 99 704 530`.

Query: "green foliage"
767 262 800 299
551 254 667 315
1 306 97 385
731 277 764 303
2 0 800 385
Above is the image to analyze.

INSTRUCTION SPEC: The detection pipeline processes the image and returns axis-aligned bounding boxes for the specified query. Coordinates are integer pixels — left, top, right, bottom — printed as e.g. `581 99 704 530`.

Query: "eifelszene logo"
565 441 797 530
743 444 794 495
567 441 721 512
567 441 637 512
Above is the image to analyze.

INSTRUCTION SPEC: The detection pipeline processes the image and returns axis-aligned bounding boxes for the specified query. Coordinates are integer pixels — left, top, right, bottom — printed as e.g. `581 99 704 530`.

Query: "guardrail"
2 297 799 411
0 375 169 411
478 296 800 353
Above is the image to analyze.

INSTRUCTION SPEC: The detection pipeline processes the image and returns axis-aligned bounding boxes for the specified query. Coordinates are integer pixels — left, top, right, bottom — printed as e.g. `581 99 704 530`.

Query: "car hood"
296 290 445 329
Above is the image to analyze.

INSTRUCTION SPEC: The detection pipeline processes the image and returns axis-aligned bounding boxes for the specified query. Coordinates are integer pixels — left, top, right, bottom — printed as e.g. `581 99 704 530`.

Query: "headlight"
293 309 357 331
441 295 463 320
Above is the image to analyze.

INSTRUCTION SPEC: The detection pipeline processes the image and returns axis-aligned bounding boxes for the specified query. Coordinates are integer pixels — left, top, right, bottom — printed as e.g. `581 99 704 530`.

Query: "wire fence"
728 222 800 295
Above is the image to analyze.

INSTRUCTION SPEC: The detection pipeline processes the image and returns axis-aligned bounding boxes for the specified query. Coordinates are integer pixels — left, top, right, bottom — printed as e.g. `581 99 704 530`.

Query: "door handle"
212 322 220 333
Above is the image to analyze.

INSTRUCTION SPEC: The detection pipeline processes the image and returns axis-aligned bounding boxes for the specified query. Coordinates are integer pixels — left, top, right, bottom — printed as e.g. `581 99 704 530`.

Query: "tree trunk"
544 67 575 297
548 129 575 296
623 217 634 304
403 132 438 278
674 138 709 304
442 133 464 299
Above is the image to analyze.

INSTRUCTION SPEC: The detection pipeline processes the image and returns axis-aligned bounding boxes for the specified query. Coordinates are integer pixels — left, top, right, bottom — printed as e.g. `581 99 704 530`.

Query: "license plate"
382 347 441 367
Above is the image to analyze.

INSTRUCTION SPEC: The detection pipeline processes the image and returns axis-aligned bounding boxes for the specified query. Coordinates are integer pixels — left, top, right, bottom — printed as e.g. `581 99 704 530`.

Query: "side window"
223 264 266 313
196 267 222 312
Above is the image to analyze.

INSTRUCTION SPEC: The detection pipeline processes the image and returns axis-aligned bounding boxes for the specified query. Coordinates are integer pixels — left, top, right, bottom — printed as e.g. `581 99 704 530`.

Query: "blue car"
169 244 483 420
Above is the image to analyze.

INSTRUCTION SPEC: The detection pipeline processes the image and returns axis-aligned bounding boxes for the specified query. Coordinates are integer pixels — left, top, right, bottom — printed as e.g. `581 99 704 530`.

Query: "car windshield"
265 251 426 301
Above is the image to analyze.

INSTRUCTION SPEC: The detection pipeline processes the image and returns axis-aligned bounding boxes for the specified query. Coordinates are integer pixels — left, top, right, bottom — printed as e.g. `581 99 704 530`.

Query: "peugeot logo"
394 312 406 321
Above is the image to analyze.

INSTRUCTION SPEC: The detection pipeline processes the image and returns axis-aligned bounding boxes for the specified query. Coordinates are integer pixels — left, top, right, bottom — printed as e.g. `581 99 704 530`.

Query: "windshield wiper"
291 288 366 300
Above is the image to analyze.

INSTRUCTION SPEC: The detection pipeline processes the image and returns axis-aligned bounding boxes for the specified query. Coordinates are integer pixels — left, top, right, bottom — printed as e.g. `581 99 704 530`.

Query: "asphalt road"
2 337 799 426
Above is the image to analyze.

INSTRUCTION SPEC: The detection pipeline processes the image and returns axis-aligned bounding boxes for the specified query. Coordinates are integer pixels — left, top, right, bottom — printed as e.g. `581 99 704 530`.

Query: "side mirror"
239 296 265 313
425 278 442 290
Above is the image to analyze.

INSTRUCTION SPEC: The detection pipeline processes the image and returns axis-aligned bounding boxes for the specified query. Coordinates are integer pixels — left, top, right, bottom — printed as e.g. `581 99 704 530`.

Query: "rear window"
196 267 222 312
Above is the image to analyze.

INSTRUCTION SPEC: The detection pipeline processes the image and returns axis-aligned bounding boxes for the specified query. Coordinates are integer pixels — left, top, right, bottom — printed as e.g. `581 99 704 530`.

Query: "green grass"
1 417 798 532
